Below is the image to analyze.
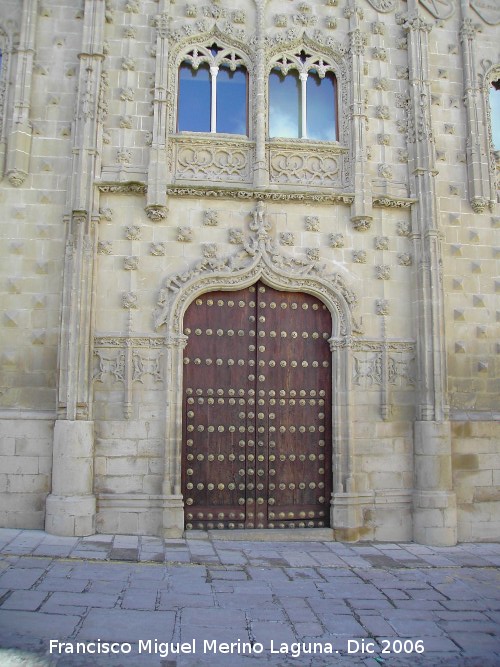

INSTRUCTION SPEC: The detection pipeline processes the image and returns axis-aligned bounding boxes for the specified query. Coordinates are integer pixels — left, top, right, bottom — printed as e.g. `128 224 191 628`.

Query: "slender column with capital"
404 2 456 546
145 5 171 222
459 1 494 213
253 0 269 188
5 0 37 187
345 3 373 232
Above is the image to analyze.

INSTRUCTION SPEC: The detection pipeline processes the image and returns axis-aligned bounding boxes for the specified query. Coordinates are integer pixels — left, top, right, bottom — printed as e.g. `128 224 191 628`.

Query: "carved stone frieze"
353 354 382 387
388 353 415 386
93 350 125 383
94 336 165 348
132 351 164 383
166 186 354 205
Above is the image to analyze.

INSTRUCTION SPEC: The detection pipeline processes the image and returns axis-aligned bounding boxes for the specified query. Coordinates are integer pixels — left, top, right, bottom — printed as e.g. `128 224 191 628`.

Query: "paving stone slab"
0 568 46 589
0 590 48 611
77 608 176 642
0 610 81 640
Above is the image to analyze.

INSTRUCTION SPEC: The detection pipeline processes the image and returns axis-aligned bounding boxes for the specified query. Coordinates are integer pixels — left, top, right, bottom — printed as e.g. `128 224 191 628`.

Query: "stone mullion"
253 0 269 189
404 4 457 546
5 0 37 187
346 6 372 231
459 9 492 212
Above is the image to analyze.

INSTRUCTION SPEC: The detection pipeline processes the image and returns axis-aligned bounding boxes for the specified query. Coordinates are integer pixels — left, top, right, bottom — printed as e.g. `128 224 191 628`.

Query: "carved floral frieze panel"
269 140 346 188
172 136 254 184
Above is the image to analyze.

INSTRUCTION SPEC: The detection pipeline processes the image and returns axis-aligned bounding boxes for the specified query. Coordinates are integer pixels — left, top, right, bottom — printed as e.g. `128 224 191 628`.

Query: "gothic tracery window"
177 44 248 135
269 50 338 141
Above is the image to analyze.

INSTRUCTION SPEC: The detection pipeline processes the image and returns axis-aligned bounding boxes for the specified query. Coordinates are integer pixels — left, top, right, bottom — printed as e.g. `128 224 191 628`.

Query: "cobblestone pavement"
0 529 499 667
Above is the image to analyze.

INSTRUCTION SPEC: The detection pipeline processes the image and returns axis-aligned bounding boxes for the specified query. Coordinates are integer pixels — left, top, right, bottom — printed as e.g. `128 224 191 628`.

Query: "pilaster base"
162 495 184 538
45 494 96 536
330 492 374 542
413 420 457 546
413 490 457 546
45 420 96 536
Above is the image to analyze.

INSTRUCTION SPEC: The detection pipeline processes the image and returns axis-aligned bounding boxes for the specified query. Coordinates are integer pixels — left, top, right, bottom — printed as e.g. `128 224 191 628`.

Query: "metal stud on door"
182 281 332 530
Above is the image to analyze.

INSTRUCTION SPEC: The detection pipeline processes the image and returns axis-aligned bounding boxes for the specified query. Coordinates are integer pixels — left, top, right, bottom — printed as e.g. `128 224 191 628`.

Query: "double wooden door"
182 281 332 530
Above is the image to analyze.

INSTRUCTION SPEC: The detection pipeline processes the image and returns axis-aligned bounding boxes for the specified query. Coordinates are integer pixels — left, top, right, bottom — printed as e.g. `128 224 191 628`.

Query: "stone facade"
0 0 498 544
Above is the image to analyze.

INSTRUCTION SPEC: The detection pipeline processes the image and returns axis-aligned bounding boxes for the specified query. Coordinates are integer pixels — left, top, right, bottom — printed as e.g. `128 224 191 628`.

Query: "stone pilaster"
5 0 37 187
404 2 456 546
459 4 494 213
161 333 188 538
46 0 106 537
145 5 171 220
346 3 372 231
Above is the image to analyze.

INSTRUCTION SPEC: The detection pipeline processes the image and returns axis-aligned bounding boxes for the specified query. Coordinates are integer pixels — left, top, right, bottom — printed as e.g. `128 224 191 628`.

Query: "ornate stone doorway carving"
182 281 333 530
155 203 360 537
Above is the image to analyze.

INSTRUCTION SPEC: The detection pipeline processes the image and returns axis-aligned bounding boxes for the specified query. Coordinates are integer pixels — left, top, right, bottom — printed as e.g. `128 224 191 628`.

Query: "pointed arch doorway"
182 280 333 530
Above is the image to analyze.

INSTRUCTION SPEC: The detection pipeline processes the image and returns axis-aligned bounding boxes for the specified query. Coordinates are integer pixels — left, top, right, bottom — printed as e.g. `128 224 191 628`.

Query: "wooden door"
182 281 332 530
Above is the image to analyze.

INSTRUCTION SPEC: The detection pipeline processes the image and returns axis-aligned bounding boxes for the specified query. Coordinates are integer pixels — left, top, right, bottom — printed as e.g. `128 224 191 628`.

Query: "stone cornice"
96 181 416 209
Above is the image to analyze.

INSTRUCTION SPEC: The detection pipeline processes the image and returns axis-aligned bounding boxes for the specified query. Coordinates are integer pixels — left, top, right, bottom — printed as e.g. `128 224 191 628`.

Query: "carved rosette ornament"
154 202 362 337
122 292 138 309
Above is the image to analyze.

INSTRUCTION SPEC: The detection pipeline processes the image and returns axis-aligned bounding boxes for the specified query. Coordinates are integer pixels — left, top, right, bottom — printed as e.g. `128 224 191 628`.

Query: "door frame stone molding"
155 202 361 537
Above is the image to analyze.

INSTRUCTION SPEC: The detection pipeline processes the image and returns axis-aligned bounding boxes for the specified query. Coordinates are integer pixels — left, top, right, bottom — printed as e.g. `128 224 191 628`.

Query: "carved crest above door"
154 202 362 338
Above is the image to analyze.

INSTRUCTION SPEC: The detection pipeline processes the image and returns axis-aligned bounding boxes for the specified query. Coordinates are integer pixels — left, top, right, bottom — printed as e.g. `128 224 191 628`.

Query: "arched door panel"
182 281 332 530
